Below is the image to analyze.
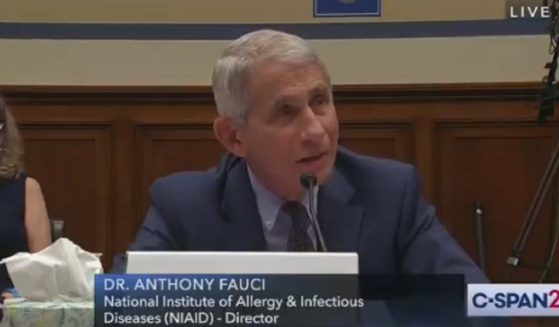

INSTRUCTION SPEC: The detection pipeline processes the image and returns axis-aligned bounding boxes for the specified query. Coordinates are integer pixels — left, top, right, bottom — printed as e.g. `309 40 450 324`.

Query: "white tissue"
0 238 103 302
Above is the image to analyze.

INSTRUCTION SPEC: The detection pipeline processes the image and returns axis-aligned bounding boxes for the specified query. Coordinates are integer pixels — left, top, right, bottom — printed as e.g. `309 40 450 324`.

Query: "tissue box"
1 298 93 327
1 238 103 302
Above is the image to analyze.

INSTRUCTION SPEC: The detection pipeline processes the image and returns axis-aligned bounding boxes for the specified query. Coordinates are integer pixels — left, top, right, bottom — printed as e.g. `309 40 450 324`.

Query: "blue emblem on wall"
314 0 381 17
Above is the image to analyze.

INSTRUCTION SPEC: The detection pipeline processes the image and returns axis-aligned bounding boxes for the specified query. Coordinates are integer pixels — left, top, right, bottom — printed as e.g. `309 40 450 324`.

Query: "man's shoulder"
336 147 415 184
152 152 241 193
152 169 220 194
147 168 227 216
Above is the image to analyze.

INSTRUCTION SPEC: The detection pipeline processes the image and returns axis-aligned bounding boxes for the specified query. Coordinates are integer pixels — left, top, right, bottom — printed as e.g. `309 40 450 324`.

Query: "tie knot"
281 201 309 223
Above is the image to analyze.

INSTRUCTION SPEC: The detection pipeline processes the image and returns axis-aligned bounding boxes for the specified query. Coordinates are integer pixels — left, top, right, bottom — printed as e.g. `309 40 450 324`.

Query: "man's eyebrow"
310 85 330 95
271 94 297 107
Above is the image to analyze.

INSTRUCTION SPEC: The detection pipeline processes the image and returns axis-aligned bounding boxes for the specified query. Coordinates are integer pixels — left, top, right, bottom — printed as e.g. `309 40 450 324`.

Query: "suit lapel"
318 169 364 252
218 152 363 253
220 160 267 251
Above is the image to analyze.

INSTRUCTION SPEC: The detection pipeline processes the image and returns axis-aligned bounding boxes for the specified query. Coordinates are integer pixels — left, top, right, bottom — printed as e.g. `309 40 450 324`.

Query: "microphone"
300 172 328 252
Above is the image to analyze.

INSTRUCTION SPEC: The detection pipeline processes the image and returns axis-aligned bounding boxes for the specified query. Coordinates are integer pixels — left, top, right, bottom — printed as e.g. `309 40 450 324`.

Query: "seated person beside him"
0 97 51 300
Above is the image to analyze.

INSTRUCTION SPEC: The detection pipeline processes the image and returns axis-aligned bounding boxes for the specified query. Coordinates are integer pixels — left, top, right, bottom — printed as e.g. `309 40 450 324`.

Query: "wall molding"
0 82 543 105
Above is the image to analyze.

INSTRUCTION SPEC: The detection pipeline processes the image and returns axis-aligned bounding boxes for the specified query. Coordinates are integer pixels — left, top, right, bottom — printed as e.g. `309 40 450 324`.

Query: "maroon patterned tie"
282 201 314 251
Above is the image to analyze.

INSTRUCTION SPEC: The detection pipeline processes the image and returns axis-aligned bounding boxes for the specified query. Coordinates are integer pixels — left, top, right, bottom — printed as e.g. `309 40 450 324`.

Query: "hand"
1 291 13 300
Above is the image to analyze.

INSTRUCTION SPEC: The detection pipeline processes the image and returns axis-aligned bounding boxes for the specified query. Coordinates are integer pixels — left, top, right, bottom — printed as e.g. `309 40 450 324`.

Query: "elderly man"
111 30 497 324
111 28 501 325
114 29 485 278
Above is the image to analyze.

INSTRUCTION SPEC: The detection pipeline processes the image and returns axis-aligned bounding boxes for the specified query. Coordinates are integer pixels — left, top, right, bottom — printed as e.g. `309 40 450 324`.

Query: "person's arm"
1 291 13 300
394 168 513 326
24 177 52 252
396 168 486 282
1 288 19 300
110 178 180 273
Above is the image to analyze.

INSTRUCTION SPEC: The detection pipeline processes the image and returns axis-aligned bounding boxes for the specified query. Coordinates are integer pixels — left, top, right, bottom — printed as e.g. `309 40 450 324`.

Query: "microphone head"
300 172 317 189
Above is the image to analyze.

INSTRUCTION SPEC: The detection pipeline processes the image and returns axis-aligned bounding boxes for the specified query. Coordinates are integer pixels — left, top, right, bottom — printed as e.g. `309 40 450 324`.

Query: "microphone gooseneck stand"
507 0 559 282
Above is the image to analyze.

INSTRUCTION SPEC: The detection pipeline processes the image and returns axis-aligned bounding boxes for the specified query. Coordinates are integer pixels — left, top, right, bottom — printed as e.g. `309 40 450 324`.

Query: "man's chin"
306 159 334 186
298 153 336 183
316 166 334 185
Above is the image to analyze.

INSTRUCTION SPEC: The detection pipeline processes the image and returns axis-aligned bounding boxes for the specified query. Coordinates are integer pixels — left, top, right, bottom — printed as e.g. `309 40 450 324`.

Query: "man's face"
237 60 339 200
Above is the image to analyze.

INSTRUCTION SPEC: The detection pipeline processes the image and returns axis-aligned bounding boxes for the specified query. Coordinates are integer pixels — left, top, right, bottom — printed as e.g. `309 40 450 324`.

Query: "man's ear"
213 116 246 157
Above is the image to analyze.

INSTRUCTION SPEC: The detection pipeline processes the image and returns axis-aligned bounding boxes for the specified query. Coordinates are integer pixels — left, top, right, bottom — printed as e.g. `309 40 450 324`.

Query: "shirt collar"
247 166 318 231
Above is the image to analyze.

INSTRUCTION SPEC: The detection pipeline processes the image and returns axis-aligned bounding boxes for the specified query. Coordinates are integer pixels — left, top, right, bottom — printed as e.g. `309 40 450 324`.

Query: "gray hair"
211 29 331 123
0 96 24 180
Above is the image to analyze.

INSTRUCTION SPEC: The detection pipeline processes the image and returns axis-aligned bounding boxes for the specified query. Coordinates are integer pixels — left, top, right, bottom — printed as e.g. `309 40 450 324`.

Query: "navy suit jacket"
111 147 506 325
112 147 485 282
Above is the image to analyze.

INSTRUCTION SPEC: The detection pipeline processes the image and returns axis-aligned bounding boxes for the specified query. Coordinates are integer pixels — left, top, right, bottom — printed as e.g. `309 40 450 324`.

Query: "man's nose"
300 107 326 142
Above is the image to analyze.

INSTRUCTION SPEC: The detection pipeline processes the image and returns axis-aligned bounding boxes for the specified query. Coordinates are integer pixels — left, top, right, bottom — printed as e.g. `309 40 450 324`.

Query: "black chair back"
50 219 64 241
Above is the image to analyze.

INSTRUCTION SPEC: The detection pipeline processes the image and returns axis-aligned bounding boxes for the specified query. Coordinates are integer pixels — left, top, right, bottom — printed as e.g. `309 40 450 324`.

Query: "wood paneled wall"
1 83 556 283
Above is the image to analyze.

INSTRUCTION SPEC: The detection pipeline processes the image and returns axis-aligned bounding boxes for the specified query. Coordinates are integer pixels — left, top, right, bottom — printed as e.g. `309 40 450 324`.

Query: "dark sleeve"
110 177 182 273
391 168 514 326
397 167 487 283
